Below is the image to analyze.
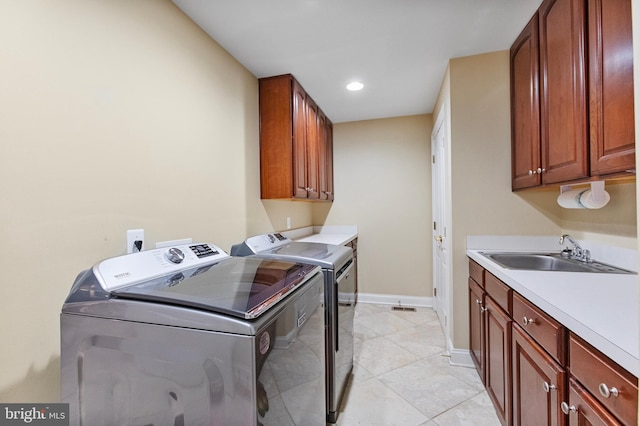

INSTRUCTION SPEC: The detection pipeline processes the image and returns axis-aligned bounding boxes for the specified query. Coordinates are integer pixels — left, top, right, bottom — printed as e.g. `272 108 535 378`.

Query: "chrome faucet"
559 234 591 263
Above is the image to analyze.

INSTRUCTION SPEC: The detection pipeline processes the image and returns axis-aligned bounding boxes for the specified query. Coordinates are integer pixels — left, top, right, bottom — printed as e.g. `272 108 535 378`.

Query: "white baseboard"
357 293 433 307
449 348 475 368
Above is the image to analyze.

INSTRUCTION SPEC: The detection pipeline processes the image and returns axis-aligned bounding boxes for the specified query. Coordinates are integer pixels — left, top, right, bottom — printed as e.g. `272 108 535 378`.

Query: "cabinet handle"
528 168 546 176
480 306 488 313
543 382 556 393
561 402 577 415
522 316 535 326
306 187 315 192
598 383 619 398
475 299 482 305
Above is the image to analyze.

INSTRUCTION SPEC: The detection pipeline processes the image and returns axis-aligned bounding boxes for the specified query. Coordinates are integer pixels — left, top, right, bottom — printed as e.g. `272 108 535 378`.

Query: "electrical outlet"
126 229 144 254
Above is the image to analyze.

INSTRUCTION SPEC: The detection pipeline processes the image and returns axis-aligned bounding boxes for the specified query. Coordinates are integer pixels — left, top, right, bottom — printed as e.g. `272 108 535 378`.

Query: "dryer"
231 233 355 423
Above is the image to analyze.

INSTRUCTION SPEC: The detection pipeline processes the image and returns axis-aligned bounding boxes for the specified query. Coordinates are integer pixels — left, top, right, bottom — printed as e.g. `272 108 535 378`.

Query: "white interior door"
431 106 450 344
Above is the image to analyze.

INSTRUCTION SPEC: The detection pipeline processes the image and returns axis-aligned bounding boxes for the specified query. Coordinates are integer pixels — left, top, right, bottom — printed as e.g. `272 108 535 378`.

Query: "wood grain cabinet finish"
468 262 512 424
510 0 635 190
565 378 622 425
467 259 638 425
511 13 542 190
568 333 638 425
512 292 566 364
588 0 635 175
485 272 512 315
259 74 334 200
469 277 486 384
538 0 589 185
485 296 513 425
512 324 566 426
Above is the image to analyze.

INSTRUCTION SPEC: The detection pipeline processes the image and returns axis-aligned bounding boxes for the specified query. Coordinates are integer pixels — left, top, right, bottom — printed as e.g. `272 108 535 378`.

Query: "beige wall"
435 49 638 351
442 51 563 349
2 0 638 405
314 115 433 298
0 0 312 401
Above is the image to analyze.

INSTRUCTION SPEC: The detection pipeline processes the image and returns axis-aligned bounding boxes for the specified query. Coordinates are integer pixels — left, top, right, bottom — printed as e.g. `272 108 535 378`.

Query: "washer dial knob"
165 247 185 264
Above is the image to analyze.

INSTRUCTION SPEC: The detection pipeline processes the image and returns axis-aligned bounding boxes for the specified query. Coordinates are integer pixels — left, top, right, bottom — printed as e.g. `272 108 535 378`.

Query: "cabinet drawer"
569 333 638 425
469 259 484 286
484 272 512 315
567 378 622 426
512 292 566 364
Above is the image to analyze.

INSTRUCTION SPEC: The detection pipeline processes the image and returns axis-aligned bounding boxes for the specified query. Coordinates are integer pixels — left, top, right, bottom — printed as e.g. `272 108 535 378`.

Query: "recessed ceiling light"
346 81 364 91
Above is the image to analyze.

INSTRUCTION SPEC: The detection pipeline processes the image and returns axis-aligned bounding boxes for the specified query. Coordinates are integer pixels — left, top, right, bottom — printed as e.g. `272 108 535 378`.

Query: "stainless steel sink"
480 252 636 274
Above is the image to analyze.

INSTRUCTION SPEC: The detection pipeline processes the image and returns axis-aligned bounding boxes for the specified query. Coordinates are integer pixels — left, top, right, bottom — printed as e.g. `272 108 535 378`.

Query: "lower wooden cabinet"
468 258 638 426
512 323 566 426
485 296 512 425
564 378 622 425
469 277 486 383
568 333 638 425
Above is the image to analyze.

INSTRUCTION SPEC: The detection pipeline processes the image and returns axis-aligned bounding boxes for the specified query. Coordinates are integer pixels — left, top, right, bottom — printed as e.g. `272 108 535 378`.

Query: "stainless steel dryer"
231 233 355 423
61 243 326 426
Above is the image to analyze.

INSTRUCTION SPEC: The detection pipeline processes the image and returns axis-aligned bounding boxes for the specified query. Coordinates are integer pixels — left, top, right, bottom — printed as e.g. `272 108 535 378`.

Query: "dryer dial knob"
165 247 185 264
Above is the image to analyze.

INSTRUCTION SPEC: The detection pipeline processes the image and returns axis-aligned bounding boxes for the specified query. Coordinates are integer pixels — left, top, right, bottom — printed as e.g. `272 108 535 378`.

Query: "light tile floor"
336 303 501 426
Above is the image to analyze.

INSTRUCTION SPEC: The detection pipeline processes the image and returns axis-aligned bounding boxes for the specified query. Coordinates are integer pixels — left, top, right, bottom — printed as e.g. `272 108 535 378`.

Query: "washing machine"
231 233 355 423
60 242 326 426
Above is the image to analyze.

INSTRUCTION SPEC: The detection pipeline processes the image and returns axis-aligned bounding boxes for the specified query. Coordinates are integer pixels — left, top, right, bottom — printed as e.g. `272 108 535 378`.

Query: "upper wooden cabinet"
259 74 334 201
588 0 635 175
539 0 590 185
510 0 635 191
511 13 542 190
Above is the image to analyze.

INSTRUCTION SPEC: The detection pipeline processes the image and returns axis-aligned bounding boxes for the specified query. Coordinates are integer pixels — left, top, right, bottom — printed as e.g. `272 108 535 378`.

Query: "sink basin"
480 252 635 274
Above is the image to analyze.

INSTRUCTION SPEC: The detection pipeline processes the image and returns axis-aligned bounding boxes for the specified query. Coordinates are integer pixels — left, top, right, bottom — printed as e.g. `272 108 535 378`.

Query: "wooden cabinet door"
305 97 320 199
292 79 309 198
565 378 622 426
512 324 566 426
485 296 512 425
588 0 635 175
469 278 485 384
324 120 334 201
511 13 541 190
317 111 327 200
539 0 589 184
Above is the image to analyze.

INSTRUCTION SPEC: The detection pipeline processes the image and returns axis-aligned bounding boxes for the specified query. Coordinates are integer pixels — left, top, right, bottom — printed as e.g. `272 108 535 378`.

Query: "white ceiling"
171 0 542 123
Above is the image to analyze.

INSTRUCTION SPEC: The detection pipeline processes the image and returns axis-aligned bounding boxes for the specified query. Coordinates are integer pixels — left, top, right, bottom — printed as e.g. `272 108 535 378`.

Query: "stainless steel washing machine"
60 243 326 426
231 233 355 423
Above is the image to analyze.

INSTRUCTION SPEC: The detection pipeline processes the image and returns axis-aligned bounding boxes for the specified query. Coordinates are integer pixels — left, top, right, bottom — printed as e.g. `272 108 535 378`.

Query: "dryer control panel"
95 243 230 290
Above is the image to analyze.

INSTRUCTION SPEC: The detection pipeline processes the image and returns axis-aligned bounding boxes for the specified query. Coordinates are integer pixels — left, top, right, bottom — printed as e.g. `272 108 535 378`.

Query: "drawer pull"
561 402 577 415
522 316 535 326
543 382 557 393
598 383 619 398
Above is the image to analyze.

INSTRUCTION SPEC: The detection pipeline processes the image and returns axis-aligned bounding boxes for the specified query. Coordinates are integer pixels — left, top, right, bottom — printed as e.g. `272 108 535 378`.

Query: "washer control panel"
95 243 229 291
244 233 291 253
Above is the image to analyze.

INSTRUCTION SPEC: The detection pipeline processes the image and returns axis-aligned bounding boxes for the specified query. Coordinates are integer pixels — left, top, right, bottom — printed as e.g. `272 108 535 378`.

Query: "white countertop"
283 225 358 246
467 236 639 377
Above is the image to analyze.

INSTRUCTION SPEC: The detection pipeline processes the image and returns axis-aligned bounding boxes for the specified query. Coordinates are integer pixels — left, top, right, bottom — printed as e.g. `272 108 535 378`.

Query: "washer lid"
259 242 352 269
112 257 320 319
